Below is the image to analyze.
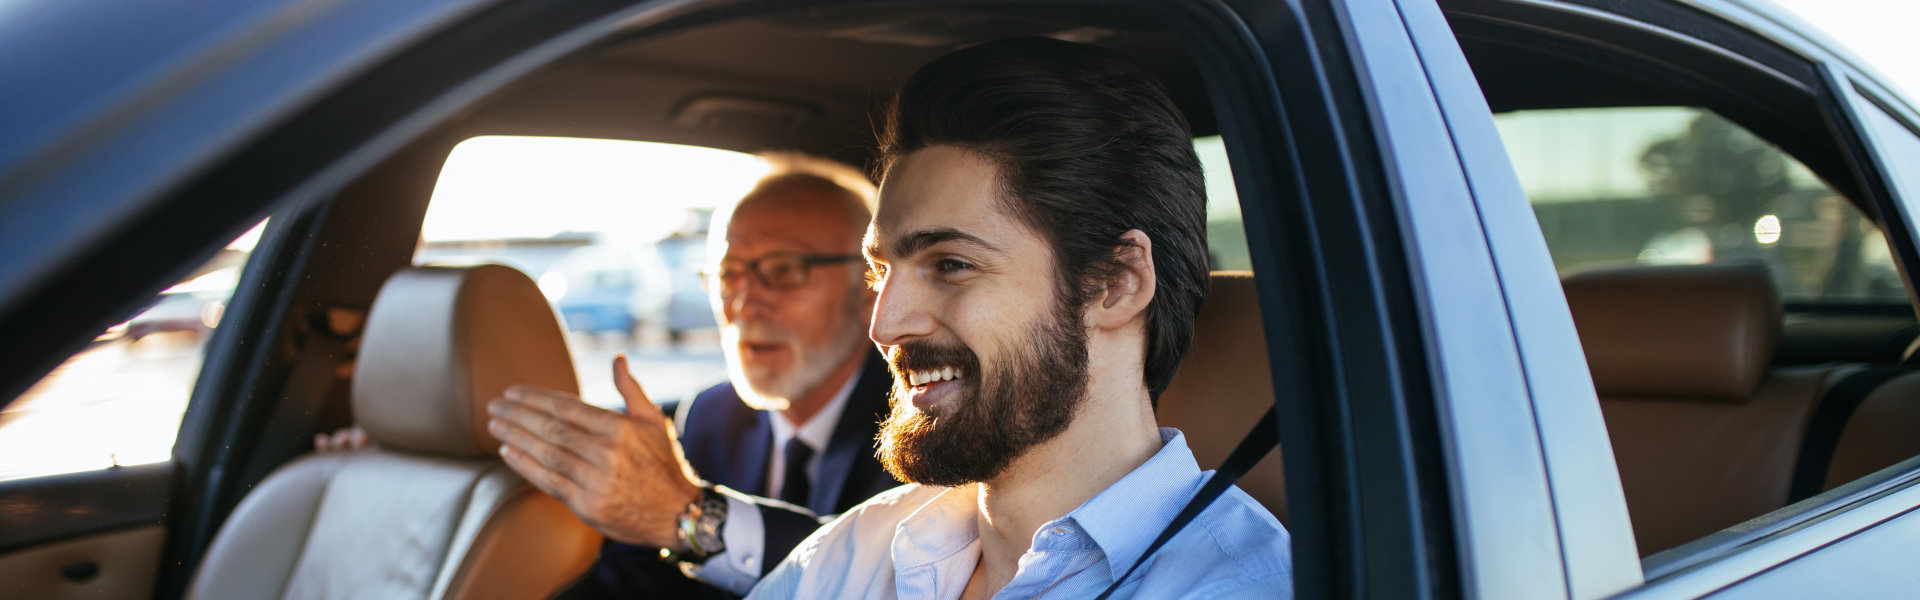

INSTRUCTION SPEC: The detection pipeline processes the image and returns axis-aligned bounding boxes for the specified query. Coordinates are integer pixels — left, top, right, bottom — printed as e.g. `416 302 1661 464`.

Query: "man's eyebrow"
878 227 1006 260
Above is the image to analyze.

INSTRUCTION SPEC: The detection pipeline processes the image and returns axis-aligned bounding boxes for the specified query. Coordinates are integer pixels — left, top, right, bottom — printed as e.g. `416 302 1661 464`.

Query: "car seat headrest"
1562 262 1780 402
353 265 579 457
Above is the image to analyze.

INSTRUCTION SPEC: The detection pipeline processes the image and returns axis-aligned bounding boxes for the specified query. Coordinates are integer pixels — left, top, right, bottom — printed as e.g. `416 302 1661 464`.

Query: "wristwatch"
662 485 728 565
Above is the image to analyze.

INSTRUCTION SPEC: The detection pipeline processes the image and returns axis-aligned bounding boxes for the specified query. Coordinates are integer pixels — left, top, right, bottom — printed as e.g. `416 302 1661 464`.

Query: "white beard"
722 315 868 411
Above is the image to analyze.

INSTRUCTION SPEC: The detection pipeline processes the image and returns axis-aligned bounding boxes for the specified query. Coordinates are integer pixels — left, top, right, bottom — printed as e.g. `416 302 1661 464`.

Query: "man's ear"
1088 229 1156 331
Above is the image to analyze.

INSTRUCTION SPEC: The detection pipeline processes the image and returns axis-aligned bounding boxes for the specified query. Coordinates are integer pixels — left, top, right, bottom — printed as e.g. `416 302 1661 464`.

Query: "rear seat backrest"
1823 372 1920 488
1156 272 1287 525
1564 263 1839 556
189 265 602 599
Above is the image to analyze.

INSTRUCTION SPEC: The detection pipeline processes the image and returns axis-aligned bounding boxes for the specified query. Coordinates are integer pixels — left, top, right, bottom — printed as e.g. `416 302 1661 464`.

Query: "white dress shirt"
685 365 862 594
746 428 1293 600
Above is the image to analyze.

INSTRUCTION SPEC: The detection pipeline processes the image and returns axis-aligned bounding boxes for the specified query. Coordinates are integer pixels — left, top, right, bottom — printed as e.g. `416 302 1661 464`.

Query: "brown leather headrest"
1562 263 1780 402
353 265 579 457
1156 271 1287 523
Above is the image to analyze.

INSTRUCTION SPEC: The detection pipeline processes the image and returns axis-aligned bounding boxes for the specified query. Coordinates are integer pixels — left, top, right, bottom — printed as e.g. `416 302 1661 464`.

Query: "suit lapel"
815 351 897 514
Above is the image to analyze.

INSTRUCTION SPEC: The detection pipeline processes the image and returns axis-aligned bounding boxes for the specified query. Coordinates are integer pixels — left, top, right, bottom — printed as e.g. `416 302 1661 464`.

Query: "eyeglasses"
701 253 864 296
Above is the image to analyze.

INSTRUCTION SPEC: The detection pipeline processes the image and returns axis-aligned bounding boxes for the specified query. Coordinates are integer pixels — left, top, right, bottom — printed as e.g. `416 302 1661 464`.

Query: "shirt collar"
768 362 863 452
887 428 1207 580
892 484 982 571
1058 428 1205 580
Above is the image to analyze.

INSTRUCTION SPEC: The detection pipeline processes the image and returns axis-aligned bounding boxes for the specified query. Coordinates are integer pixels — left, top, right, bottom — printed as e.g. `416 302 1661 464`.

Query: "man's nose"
723 274 771 321
869 275 934 346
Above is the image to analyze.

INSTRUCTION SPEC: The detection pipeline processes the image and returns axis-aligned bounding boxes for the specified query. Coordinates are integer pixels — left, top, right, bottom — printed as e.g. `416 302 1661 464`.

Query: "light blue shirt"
747 428 1292 599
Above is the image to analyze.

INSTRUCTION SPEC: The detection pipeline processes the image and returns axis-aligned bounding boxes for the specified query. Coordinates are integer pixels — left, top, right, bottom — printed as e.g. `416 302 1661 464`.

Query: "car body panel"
1 0 1918 598
1334 1 1574 597
1393 0 1646 596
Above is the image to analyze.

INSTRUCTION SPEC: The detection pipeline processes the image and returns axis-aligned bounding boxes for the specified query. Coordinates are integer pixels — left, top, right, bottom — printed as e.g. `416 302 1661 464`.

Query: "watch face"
692 491 728 555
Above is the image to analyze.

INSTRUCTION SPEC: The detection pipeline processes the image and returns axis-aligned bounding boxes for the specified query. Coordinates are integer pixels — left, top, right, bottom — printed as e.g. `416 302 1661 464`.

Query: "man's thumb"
612 354 656 419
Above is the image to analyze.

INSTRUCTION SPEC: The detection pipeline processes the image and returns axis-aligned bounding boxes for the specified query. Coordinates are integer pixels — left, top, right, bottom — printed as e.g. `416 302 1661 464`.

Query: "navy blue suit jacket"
571 351 899 598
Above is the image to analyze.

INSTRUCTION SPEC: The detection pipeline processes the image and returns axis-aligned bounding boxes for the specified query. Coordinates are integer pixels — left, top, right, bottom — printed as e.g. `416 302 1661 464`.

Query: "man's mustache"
726 322 798 345
885 341 979 382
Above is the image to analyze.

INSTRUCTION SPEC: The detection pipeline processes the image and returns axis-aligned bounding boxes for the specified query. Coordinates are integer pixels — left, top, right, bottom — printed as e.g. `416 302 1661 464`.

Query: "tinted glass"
0 222 264 481
1195 136 1251 271
1494 107 1903 303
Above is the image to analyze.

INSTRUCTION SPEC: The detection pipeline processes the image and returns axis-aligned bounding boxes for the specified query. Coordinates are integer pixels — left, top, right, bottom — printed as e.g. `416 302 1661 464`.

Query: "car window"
1494 107 1903 303
417 136 760 407
1196 135 1252 271
0 222 265 482
423 135 1252 408
1850 94 1920 243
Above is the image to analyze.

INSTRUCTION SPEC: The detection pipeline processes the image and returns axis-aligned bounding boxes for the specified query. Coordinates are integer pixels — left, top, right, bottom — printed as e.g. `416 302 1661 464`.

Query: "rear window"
1494 107 1904 304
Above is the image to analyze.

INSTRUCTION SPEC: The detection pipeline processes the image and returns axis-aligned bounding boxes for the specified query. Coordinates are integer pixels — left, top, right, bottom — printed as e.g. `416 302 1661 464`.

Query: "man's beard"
877 300 1090 487
722 299 868 411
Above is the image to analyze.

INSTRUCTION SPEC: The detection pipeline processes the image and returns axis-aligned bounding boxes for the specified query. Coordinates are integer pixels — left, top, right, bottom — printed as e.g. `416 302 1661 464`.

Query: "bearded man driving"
747 37 1292 600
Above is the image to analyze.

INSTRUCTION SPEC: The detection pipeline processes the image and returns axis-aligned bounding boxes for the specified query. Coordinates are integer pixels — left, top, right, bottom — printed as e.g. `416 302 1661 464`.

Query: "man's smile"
901 365 965 410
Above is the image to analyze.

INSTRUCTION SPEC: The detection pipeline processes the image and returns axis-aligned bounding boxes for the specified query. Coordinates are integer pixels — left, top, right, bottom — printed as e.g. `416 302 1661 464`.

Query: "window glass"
424 136 1250 406
418 137 761 407
1853 96 1920 244
0 222 265 481
1195 136 1251 271
1494 107 1903 303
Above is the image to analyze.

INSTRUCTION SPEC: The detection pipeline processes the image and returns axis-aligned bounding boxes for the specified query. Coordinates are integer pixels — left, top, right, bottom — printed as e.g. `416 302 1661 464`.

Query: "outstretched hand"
487 354 703 548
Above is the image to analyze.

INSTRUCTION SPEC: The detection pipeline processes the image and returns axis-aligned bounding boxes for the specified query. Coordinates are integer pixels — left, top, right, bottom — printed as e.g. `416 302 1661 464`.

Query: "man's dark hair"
878 37 1209 401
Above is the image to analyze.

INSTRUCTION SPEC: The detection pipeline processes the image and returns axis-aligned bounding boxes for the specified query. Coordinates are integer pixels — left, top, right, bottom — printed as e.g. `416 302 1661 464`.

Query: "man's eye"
865 265 886 290
937 259 974 274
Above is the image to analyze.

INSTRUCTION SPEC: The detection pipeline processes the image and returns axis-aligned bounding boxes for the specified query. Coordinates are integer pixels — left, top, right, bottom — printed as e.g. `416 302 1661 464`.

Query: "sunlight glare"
423 137 771 244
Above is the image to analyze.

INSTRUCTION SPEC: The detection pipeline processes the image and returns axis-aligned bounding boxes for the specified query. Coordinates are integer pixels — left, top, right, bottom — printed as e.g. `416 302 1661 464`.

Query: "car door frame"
2 0 1663 598
1396 0 1920 597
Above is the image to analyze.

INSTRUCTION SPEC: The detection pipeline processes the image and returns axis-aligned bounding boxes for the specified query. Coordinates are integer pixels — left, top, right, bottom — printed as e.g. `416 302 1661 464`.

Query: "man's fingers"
612 354 659 421
488 414 604 476
501 385 623 437
499 443 586 505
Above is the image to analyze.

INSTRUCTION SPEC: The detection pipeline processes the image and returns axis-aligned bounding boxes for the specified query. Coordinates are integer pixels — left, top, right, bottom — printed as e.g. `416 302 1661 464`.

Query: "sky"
1769 0 1920 101
422 137 770 243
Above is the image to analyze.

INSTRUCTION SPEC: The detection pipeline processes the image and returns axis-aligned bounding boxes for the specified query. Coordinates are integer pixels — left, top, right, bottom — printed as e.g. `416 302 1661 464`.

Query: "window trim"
1436 0 1920 594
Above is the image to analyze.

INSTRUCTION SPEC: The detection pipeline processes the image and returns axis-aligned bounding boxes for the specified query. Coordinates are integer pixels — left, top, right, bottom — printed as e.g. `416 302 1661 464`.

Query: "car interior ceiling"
193 0 1920 575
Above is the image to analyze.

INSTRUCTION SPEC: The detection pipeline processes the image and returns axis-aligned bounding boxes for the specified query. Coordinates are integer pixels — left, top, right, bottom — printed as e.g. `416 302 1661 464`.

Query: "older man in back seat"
487 154 902 598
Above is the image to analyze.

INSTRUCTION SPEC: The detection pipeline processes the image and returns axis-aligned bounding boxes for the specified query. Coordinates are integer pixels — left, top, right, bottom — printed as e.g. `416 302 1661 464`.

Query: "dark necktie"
779 438 814 509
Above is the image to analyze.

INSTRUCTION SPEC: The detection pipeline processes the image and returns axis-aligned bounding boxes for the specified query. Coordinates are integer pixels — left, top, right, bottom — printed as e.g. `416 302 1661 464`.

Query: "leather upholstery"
190 265 601 599
1824 372 1920 488
1600 366 1832 555
1566 264 1844 555
355 265 578 457
1156 272 1288 525
1563 263 1780 401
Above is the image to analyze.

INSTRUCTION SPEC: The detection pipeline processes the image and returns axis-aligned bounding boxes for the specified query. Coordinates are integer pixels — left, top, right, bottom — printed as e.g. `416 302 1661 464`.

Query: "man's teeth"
908 366 963 386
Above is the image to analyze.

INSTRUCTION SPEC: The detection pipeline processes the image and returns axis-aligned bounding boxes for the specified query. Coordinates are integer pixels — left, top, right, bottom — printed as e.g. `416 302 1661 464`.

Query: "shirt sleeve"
680 487 767 596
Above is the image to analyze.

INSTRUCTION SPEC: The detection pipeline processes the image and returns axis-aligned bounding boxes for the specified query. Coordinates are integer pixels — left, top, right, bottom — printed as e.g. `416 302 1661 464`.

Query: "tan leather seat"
1564 263 1841 556
1823 372 1920 488
189 265 602 599
1156 271 1287 525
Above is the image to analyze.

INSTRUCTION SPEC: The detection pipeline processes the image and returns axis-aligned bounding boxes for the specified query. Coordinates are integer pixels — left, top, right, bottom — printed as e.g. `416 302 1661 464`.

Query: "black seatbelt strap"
1788 365 1904 503
1094 405 1278 600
